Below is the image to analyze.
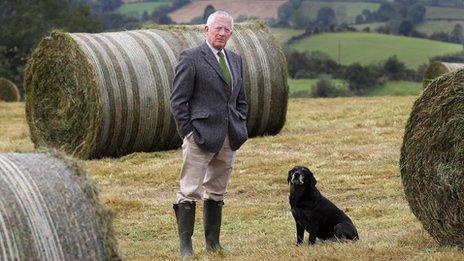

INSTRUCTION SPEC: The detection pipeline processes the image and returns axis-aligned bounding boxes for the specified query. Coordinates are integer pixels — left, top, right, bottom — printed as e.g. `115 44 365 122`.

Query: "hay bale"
400 68 464 247
0 77 20 102
0 152 120 260
423 61 464 88
25 21 288 159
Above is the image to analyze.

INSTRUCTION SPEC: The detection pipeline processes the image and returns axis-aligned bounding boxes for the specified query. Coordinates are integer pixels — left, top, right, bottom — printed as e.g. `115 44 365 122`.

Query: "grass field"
299 1 379 24
416 20 464 35
291 32 463 69
426 6 464 20
270 28 304 45
115 1 170 17
365 81 422 96
288 78 422 97
2 98 464 259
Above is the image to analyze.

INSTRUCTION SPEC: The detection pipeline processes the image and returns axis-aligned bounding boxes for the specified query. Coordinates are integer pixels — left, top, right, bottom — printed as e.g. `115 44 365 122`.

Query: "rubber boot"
203 199 224 251
173 202 196 258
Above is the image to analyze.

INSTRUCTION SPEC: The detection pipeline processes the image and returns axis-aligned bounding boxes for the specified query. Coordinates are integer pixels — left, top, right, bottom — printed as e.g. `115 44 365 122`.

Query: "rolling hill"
290 32 463 69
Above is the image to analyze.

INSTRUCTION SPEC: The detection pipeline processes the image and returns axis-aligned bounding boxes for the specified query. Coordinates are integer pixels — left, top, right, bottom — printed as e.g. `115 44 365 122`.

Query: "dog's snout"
291 172 304 185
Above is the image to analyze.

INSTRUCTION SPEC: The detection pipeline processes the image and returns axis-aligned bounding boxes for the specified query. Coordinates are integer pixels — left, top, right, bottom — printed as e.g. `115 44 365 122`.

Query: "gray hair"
206 10 234 29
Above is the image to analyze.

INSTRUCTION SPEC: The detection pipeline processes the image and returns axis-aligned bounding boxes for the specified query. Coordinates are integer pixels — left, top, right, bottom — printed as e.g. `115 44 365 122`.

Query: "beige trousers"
176 132 236 203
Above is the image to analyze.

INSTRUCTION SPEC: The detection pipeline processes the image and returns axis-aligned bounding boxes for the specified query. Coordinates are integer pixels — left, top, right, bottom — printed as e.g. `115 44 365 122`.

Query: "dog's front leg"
308 226 318 245
295 221 304 245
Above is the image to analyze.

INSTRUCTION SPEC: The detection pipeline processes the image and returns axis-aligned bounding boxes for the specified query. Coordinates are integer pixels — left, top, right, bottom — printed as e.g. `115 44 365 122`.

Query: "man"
170 10 248 257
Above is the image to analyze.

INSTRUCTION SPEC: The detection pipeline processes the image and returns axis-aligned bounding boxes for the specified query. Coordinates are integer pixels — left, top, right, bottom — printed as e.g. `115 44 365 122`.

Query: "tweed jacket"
170 42 248 153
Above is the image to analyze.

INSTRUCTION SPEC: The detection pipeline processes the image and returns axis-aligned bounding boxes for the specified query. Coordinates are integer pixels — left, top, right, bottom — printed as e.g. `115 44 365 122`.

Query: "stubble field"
1 97 463 260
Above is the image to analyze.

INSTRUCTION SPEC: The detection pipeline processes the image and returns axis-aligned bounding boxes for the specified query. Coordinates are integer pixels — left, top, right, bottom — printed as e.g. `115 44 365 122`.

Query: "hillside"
167 0 286 24
2 98 464 259
290 32 463 69
416 20 464 35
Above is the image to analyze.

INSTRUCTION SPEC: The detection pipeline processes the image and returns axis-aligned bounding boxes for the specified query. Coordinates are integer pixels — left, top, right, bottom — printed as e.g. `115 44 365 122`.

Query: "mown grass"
1 98 464 260
425 6 464 20
114 1 170 17
290 32 463 69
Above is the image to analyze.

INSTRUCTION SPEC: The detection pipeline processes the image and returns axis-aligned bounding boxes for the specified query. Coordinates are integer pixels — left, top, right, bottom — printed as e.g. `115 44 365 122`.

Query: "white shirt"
205 40 233 88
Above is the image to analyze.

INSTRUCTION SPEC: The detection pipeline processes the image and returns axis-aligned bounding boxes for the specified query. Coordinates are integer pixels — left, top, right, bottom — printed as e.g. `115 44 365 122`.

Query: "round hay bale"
0 152 120 260
25 21 288 159
0 77 20 102
400 68 464 247
423 61 464 88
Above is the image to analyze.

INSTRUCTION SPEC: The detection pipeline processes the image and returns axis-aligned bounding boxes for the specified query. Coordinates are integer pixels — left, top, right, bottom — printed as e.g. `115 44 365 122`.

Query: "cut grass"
290 32 463 69
2 98 464 259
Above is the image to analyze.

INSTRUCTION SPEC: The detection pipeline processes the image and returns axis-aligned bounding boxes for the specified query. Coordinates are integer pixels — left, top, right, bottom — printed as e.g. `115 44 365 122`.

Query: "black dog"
288 166 359 245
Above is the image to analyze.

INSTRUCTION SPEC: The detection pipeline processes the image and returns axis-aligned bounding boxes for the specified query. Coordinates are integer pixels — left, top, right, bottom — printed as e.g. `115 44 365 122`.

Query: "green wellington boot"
203 199 224 251
173 202 196 257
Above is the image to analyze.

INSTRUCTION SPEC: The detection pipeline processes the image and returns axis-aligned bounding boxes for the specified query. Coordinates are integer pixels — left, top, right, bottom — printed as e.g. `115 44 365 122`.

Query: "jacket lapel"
201 43 228 85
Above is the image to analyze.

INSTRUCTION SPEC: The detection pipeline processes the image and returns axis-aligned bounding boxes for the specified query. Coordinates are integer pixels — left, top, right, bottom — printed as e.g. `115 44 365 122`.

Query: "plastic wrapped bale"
423 61 464 88
400 68 464 247
24 21 288 159
0 152 120 260
0 77 20 102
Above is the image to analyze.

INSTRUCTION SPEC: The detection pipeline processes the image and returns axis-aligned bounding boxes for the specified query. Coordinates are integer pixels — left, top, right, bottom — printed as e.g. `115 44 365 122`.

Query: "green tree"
407 3 426 24
202 5 216 23
377 3 397 21
451 24 464 44
0 0 100 92
317 7 336 27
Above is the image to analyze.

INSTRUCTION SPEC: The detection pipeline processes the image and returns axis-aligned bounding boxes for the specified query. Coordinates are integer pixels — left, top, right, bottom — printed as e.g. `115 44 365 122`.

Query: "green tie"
217 51 232 88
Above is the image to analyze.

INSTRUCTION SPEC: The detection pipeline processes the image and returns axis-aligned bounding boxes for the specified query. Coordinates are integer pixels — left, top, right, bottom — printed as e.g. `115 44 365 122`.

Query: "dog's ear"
303 167 317 186
310 174 317 186
287 169 292 184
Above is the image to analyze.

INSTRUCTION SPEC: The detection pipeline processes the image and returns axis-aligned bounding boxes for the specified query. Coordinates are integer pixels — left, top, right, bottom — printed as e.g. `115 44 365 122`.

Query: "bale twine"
0 152 120 260
25 21 288 159
0 77 20 102
423 61 464 88
400 68 464 247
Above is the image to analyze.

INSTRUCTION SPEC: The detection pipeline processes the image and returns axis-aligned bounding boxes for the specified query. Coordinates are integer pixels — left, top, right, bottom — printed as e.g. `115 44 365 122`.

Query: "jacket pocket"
190 112 210 121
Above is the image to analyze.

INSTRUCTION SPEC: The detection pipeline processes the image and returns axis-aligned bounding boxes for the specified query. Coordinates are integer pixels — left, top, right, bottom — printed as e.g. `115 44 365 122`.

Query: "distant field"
291 32 463 69
288 78 347 94
366 81 422 96
352 22 385 31
270 28 304 45
300 1 379 24
289 78 422 97
416 20 464 35
115 1 170 17
426 6 464 20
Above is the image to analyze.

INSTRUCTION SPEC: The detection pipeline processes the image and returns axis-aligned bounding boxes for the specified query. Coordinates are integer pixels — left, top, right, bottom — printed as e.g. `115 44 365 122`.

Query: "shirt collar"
205 40 224 56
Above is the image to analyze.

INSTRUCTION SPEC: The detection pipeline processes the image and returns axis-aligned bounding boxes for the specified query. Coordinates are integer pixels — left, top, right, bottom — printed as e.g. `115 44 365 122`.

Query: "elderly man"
170 10 248 257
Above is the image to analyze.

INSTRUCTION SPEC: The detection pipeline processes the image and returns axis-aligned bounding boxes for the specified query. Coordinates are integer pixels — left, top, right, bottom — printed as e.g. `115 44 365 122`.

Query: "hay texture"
25 21 288 159
0 77 20 102
400 68 464 247
423 61 464 88
0 152 120 260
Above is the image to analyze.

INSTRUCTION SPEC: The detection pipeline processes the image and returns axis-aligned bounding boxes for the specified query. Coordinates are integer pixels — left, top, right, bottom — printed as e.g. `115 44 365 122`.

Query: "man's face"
204 17 232 50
